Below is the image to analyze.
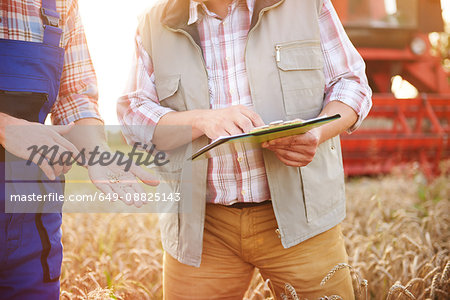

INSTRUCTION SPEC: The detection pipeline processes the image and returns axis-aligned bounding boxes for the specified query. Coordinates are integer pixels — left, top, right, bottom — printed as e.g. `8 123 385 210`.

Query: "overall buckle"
40 7 60 27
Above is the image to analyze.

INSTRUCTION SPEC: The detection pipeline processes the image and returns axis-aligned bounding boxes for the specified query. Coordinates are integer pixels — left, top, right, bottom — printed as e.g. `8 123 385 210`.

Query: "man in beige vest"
118 0 372 298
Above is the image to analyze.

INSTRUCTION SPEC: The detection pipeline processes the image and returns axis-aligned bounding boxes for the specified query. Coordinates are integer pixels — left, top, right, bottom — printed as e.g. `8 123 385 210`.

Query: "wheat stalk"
280 293 289 300
58 172 450 300
430 273 441 300
284 283 299 300
320 263 353 286
440 261 449 287
386 282 416 300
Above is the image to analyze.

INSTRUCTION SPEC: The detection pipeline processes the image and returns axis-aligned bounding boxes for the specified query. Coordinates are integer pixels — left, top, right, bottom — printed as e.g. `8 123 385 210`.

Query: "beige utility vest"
139 0 346 267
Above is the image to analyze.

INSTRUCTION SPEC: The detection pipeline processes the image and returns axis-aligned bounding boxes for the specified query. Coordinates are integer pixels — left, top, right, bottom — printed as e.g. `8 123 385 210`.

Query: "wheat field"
59 166 449 300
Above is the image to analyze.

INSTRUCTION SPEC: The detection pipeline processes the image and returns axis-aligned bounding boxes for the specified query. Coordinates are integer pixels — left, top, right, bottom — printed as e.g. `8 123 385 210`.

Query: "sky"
78 0 156 125
78 0 450 125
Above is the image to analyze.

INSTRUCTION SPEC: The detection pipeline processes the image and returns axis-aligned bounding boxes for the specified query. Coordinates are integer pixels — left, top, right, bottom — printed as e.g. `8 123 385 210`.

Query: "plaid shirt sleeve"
50 0 102 125
320 0 372 133
117 30 175 145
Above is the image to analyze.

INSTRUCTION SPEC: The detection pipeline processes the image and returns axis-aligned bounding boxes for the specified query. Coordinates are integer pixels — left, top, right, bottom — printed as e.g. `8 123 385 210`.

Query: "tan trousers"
163 203 354 300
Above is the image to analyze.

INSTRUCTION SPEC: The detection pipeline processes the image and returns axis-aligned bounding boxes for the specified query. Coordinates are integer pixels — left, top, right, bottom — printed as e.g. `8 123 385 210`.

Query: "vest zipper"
275 40 320 49
275 45 281 62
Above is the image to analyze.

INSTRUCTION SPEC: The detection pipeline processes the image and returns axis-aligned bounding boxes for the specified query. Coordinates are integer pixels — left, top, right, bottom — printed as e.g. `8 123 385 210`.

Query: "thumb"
52 122 75 135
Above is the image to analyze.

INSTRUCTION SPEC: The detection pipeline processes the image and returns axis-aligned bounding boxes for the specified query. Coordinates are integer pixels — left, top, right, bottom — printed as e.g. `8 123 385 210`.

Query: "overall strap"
40 0 62 47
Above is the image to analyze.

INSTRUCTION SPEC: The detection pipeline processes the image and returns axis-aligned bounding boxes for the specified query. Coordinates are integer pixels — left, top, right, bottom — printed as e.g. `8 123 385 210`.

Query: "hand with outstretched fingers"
88 159 159 208
194 105 265 140
1 115 81 180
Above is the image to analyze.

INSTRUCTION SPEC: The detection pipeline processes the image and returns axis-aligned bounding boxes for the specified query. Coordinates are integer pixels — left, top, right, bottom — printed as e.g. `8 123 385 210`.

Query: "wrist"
191 109 206 134
313 126 324 145
0 113 22 147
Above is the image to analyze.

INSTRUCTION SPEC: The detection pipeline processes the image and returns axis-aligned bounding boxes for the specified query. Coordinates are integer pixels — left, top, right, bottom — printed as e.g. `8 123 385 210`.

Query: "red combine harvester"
333 0 450 179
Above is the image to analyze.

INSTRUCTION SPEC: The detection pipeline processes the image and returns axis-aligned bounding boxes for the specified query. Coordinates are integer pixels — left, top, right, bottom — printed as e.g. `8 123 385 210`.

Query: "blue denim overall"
0 0 65 298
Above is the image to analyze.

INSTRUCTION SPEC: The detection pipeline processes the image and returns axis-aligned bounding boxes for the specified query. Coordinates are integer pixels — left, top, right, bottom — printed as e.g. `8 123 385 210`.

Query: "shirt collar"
188 0 255 25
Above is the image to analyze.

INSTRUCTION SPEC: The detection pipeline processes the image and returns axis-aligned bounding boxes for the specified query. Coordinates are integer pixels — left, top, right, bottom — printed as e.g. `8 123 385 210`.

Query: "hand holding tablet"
190 114 341 160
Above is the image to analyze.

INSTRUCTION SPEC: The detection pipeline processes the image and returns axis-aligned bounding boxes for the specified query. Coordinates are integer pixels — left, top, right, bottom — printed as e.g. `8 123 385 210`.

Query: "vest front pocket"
275 40 325 119
299 137 345 223
155 74 187 112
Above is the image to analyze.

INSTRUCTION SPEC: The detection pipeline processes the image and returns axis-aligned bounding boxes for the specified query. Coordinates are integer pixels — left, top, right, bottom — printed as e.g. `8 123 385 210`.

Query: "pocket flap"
0 74 49 94
155 75 181 101
276 41 323 71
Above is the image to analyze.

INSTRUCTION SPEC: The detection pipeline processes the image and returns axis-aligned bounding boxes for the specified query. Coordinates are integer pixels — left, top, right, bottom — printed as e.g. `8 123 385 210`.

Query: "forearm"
261 100 358 167
64 118 107 155
153 105 264 151
0 113 16 146
317 101 358 144
152 110 205 151
319 0 372 134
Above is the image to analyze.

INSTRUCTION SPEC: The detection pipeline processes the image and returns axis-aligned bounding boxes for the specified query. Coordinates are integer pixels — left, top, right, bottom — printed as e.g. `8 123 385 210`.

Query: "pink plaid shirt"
0 0 101 125
118 0 372 205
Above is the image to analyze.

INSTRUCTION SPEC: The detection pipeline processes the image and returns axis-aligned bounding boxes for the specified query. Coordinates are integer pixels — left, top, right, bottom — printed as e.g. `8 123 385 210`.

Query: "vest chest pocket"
155 74 187 112
275 40 325 119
